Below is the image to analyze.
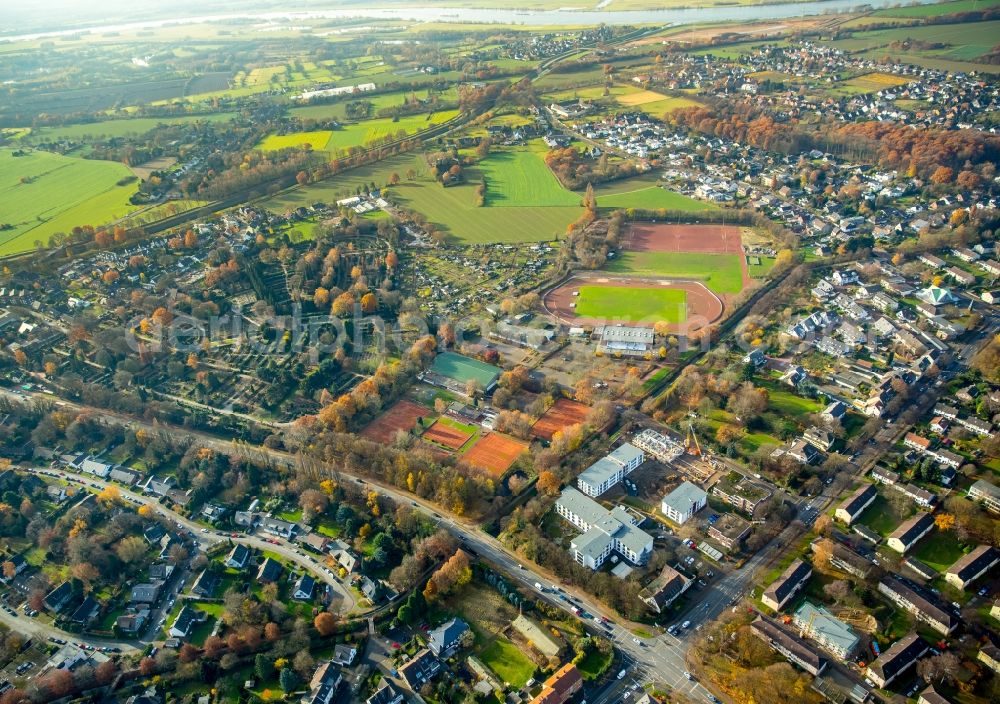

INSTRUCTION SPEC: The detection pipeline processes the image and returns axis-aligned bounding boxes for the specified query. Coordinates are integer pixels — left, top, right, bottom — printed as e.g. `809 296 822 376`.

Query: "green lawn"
606 251 744 294
747 256 776 278
598 186 713 212
856 495 909 537
575 285 687 323
576 646 614 680
762 386 824 418
911 530 967 573
259 152 579 243
479 638 536 688
0 147 141 254
480 149 580 207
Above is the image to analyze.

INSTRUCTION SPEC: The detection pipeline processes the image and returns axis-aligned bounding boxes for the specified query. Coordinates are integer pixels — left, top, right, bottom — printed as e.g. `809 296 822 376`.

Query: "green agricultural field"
829 20 1000 62
258 130 335 151
875 0 1000 17
606 251 744 294
289 87 459 122
260 152 581 244
636 96 703 118
259 111 459 154
480 150 580 207
29 113 235 141
576 285 687 323
0 148 141 255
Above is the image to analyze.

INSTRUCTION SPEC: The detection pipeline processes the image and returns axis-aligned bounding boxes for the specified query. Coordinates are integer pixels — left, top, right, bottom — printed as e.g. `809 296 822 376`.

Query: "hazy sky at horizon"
0 0 362 33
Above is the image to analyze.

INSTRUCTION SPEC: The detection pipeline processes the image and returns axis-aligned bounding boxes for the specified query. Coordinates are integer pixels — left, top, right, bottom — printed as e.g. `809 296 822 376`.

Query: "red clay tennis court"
423 419 474 450
531 398 590 440
360 400 428 443
462 433 529 476
623 223 744 254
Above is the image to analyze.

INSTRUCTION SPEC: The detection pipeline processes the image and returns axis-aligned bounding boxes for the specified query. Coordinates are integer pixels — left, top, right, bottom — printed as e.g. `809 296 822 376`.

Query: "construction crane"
685 420 702 456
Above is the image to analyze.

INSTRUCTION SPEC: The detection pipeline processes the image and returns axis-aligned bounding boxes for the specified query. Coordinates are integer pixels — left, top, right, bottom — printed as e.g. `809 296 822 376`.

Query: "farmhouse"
556 487 653 569
887 513 934 554
835 484 877 525
945 545 999 590
866 633 928 689
660 481 708 525
762 559 812 612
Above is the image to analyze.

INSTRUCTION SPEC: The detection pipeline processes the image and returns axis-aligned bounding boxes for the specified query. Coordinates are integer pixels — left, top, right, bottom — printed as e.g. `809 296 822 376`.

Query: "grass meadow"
576 285 687 323
606 251 744 294
0 148 141 255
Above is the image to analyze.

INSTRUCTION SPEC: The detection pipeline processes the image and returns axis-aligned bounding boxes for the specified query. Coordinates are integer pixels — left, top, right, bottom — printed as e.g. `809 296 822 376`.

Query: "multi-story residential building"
887 513 934 554
707 513 752 550
835 484 877 525
968 479 1000 513
877 576 957 636
660 481 708 525
793 602 859 659
762 559 812 612
945 545 999 590
530 663 582 704
576 443 644 497
711 473 772 515
555 488 653 569
867 633 928 689
750 617 827 676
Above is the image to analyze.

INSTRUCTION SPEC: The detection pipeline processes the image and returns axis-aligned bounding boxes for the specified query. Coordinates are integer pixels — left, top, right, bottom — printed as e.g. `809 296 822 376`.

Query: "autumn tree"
314 611 337 636
537 471 561 496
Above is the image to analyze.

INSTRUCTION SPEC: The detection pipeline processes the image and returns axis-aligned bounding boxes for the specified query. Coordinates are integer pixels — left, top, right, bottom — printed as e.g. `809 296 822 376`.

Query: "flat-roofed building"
708 513 752 551
660 481 708 525
792 602 859 659
576 443 644 497
556 488 653 569
597 325 655 357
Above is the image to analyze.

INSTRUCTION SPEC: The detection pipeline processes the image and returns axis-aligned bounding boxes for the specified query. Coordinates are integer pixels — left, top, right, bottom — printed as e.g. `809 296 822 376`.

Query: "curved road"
4 389 738 699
